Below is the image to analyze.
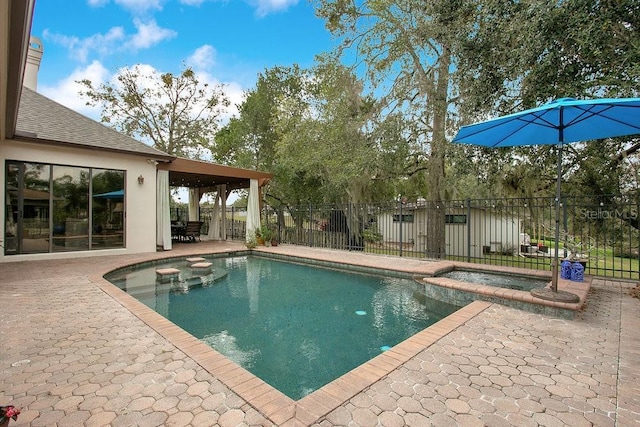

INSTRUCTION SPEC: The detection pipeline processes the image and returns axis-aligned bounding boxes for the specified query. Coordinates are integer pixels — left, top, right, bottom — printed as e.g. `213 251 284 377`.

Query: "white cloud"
43 19 175 63
223 81 245 120
116 0 163 10
43 27 126 63
39 60 111 120
87 0 164 14
115 0 164 14
250 0 298 17
127 19 177 49
186 45 216 71
180 0 207 5
110 63 159 92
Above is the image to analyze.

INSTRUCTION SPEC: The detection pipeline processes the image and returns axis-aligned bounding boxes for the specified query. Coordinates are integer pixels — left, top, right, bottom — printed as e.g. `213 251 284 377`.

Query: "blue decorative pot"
570 261 585 282
560 259 572 279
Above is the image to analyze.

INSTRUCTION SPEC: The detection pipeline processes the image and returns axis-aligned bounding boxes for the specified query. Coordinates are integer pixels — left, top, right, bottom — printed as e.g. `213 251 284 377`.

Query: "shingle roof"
15 87 174 160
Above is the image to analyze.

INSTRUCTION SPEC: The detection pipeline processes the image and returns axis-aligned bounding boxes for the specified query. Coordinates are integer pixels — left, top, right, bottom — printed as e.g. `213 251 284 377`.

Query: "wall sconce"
138 175 144 185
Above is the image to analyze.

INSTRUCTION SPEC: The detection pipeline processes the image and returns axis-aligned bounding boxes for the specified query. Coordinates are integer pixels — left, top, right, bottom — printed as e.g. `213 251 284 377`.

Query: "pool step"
190 262 213 274
151 265 228 293
156 268 180 282
186 257 206 263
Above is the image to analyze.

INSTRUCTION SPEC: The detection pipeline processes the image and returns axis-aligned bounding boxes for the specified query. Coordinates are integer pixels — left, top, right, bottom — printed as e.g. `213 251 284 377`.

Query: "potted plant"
561 233 604 277
564 235 593 266
254 227 265 245
245 233 257 249
259 224 273 247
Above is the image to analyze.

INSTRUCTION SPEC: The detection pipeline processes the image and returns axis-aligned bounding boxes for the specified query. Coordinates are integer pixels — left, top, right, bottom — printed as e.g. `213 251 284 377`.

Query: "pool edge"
91 251 496 425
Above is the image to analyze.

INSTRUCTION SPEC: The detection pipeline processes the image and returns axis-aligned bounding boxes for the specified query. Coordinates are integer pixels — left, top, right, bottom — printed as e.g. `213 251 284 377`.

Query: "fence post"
308 204 313 247
398 197 403 257
276 206 282 243
347 203 352 251
231 207 235 240
562 197 568 258
466 199 471 262
636 196 640 281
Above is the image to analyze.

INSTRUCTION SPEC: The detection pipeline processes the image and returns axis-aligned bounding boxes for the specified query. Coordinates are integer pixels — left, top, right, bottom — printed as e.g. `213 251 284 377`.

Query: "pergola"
156 157 272 249
158 157 272 190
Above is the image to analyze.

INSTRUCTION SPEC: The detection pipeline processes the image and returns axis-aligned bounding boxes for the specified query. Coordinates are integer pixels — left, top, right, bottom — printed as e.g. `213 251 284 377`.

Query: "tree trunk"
424 47 451 259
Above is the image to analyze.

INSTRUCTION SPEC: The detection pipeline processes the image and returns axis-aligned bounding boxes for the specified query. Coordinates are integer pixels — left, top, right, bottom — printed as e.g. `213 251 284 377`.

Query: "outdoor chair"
184 221 203 242
171 221 187 241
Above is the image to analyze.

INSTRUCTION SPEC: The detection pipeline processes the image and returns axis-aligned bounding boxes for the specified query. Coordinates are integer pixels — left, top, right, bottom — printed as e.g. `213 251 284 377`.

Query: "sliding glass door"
4 161 125 255
5 161 52 254
91 169 125 249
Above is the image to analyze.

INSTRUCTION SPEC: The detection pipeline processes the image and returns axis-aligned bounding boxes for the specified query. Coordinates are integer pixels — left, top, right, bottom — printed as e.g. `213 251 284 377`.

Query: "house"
0 0 271 262
376 202 523 258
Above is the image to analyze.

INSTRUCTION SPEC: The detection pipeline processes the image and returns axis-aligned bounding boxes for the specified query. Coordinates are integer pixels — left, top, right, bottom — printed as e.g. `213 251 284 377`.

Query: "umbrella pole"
531 142 578 303
551 143 562 293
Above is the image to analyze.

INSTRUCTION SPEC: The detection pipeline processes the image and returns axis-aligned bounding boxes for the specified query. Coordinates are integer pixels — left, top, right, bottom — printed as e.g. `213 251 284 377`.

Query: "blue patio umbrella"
452 97 640 300
93 189 124 199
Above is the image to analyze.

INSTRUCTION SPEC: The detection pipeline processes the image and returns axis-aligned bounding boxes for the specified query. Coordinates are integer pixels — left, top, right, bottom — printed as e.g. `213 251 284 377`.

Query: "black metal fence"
181 195 640 280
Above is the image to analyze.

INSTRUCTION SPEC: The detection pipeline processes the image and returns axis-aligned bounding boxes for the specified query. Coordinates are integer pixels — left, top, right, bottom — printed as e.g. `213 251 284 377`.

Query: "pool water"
440 269 548 291
107 255 459 400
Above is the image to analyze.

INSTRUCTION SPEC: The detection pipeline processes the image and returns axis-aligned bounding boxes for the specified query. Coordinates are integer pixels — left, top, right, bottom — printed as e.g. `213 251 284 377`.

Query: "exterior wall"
444 208 522 258
414 208 428 251
443 208 478 258
0 139 158 262
378 207 522 258
377 211 415 244
478 210 522 255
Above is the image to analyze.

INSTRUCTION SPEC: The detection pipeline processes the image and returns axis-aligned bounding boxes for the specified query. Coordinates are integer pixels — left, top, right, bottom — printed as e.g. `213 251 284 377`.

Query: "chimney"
24 36 43 91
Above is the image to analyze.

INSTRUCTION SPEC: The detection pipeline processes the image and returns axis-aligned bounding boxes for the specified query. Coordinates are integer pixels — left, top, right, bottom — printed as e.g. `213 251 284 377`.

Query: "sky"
29 0 338 120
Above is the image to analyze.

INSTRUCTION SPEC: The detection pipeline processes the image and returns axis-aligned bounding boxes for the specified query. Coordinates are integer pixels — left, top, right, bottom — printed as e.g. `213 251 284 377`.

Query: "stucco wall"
0 139 158 262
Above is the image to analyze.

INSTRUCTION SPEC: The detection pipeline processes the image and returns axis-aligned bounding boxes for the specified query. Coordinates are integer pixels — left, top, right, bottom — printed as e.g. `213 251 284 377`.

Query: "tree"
214 65 303 171
314 0 479 257
274 58 379 203
78 65 229 157
214 65 321 240
272 58 381 247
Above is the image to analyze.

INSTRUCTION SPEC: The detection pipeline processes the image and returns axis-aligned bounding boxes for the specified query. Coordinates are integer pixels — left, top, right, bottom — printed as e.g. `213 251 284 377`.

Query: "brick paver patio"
1 241 638 426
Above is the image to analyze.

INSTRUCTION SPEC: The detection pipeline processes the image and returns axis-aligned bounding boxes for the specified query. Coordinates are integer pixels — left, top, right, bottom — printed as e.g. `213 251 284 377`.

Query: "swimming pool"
438 269 548 291
106 255 459 400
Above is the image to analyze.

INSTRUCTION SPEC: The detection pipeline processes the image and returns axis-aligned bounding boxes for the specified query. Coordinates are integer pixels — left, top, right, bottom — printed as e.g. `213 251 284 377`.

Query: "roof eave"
3 0 36 139
13 134 176 162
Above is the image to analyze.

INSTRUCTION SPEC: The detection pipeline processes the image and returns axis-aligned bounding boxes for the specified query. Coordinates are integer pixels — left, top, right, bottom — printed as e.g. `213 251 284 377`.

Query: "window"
393 214 414 223
4 161 125 255
445 214 467 224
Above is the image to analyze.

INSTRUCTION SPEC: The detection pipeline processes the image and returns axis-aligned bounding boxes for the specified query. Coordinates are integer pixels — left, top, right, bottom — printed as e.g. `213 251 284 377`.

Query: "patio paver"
1 241 638 426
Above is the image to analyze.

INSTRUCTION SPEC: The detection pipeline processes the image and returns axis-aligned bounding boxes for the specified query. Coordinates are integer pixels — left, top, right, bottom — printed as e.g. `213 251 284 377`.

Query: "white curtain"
207 189 221 240
156 170 172 250
188 188 200 221
246 179 260 242
220 185 227 240
207 184 227 241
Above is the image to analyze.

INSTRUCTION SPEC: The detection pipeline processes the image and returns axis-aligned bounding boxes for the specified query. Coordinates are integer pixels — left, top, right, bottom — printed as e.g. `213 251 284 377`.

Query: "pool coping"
91 247 589 425
420 264 591 318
